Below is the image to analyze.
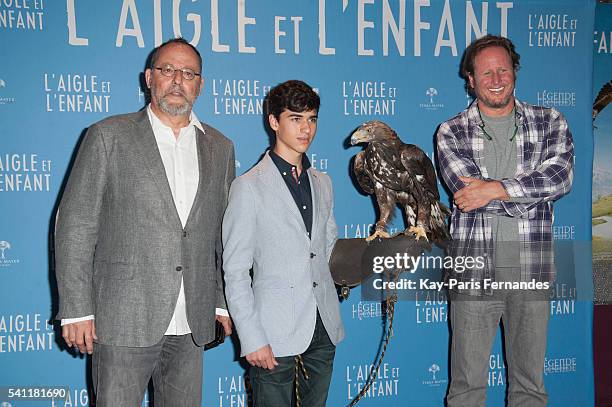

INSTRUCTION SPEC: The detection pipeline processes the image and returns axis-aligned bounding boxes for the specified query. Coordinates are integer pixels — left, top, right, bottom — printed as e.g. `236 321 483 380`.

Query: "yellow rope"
294 354 309 406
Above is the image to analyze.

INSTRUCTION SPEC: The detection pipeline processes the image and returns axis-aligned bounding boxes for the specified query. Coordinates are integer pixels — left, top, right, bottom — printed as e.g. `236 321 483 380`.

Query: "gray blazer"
54 109 235 347
222 152 345 358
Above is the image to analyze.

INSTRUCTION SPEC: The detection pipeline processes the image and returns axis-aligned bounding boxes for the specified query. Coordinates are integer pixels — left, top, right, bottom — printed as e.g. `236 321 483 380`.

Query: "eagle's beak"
350 129 370 145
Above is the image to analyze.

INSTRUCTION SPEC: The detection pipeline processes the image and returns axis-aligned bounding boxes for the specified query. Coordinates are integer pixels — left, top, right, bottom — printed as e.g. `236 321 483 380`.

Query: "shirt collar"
269 150 311 177
146 104 205 134
468 98 525 128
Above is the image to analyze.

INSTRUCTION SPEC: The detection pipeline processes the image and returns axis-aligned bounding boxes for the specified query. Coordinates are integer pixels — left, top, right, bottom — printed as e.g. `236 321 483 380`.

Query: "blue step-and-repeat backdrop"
0 0 596 406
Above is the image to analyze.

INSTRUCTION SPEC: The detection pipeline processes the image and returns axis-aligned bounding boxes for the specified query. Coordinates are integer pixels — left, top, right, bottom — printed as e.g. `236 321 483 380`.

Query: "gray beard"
151 83 193 116
158 95 192 116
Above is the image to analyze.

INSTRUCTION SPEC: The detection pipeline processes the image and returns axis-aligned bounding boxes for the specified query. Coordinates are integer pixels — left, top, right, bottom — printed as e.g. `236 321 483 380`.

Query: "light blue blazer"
222 152 345 357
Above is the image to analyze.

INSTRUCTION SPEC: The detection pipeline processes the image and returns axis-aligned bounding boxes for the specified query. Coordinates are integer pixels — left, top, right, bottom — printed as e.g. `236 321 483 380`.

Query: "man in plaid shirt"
436 35 574 406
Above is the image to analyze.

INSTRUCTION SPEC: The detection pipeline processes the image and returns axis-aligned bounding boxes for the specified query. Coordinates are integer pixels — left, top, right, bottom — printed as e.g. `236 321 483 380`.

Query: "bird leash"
294 354 309 407
346 267 401 407
292 285 398 407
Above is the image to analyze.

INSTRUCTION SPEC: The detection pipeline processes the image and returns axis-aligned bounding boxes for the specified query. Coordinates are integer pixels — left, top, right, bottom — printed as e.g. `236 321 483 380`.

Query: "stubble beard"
474 84 515 112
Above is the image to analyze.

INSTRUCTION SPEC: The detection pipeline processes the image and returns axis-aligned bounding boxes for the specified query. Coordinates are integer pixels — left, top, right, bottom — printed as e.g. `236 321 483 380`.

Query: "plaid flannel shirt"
436 100 574 290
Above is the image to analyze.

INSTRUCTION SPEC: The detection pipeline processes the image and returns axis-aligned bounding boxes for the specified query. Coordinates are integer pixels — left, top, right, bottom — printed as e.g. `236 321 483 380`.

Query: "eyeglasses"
154 65 201 81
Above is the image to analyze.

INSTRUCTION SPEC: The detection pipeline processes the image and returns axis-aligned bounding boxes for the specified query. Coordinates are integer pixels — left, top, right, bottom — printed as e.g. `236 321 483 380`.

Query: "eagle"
350 120 450 243
593 80 612 120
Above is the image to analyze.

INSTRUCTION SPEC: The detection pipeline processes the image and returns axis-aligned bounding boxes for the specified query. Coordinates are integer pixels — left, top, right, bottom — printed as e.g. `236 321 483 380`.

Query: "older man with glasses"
55 37 234 406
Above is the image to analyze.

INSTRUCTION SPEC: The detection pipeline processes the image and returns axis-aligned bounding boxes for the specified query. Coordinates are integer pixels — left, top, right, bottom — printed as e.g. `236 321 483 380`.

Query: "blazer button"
313 282 318 288
176 266 182 271
310 253 316 258
183 231 187 237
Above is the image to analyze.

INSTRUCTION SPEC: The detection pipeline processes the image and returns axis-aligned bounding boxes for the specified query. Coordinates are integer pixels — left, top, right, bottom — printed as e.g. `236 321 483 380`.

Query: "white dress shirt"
62 105 228 332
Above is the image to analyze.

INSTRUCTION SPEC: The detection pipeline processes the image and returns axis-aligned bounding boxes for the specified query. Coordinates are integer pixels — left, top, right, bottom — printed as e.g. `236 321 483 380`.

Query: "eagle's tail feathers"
428 202 452 243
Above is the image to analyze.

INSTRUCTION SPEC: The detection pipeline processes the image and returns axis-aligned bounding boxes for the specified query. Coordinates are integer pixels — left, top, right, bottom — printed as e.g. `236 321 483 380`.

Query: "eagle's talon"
407 225 428 241
366 229 391 242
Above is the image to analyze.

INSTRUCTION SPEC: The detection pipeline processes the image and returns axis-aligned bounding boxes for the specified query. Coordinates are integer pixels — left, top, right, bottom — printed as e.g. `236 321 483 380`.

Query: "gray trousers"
447 285 550 407
92 334 203 407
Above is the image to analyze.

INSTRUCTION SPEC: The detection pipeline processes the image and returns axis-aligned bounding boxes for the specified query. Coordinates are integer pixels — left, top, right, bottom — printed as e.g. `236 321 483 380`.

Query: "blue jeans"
250 311 336 407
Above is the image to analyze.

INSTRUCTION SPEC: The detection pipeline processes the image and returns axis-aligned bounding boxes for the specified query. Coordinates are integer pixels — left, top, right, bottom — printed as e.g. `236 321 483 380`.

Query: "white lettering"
413 0 430 56
435 0 457 56
237 0 256 53
67 0 87 45
116 0 144 48
382 0 405 56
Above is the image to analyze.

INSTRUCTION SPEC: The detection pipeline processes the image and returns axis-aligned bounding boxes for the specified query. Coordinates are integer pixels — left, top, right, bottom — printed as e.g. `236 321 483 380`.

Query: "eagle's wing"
594 80 612 120
353 151 375 194
400 143 451 243
399 144 439 199
363 140 411 191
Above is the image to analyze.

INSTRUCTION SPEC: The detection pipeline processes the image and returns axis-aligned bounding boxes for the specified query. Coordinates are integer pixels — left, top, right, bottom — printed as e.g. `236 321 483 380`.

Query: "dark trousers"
250 312 336 407
92 334 203 407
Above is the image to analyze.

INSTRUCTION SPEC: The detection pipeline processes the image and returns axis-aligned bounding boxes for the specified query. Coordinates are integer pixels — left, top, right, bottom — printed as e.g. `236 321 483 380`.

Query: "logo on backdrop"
217 374 250 407
346 362 400 400
415 290 447 324
44 73 111 113
52 388 90 407
488 353 506 387
342 81 397 116
211 79 271 116
550 283 576 317
59 388 90 407
343 223 400 239
0 313 54 353
352 301 385 320
528 13 578 47
544 356 577 375
343 223 374 239
138 86 146 104
419 87 445 111
0 241 10 259
309 152 329 173
0 240 19 268
553 225 575 240
1 401 12 407
0 78 16 106
65 0 514 57
421 362 447 387
536 90 576 108
0 153 52 193
0 0 45 30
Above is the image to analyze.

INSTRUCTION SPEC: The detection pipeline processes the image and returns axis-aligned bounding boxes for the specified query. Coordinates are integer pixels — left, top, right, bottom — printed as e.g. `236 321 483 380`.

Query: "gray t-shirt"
481 109 520 269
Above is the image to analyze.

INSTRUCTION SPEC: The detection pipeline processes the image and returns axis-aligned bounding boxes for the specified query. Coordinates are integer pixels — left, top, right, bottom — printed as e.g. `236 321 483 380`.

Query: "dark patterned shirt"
270 150 313 238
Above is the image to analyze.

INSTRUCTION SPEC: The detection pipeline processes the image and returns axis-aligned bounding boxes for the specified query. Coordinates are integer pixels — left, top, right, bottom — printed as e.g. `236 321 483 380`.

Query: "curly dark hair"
150 37 202 72
460 34 520 90
265 80 320 119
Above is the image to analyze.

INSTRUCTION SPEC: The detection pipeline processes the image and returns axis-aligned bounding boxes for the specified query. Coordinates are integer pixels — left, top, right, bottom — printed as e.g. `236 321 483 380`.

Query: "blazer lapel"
185 126 212 227
308 169 320 238
259 153 307 233
132 110 182 227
